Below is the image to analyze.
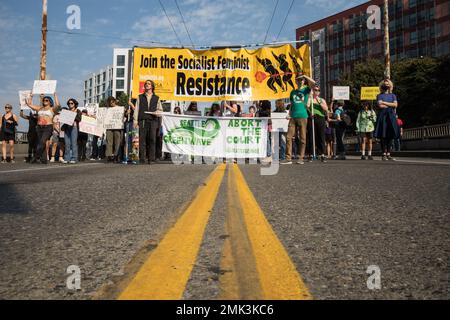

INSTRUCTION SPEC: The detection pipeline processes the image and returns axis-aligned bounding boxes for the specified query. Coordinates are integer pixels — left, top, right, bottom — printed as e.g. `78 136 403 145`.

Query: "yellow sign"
132 44 310 101
361 87 380 100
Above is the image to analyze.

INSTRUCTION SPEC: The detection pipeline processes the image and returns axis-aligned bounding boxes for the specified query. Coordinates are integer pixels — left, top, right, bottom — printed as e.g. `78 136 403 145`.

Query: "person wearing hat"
26 93 61 164
282 74 316 165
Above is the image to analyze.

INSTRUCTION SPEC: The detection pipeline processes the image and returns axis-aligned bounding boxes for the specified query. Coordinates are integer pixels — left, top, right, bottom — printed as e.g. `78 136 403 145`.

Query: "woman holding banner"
0 104 19 163
105 96 124 163
307 85 328 162
26 93 61 164
62 99 82 164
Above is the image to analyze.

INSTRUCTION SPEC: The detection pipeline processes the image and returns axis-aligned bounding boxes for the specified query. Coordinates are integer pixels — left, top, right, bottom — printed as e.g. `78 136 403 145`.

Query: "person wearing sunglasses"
0 104 19 163
26 93 61 164
61 99 82 164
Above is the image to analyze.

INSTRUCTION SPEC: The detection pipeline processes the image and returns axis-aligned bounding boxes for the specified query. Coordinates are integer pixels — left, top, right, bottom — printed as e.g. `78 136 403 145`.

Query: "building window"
116 68 125 78
410 31 418 44
117 55 126 67
409 0 417 9
116 80 125 89
102 84 106 92
89 79 92 87
89 89 92 97
97 75 101 84
84 81 88 89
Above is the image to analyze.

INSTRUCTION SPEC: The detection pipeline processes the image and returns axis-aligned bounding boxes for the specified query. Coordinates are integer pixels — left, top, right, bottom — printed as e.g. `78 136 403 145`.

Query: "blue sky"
0 0 367 128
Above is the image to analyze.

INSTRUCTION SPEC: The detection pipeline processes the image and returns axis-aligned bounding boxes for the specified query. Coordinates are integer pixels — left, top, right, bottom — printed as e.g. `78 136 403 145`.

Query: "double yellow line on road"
117 164 311 300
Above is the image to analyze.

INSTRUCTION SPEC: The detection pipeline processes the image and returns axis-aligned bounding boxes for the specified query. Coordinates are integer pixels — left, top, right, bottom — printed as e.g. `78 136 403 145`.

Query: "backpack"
341 111 352 126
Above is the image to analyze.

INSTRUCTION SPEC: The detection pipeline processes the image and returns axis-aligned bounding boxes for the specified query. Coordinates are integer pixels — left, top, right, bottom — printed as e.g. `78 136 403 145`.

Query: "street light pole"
40 0 48 81
383 0 391 79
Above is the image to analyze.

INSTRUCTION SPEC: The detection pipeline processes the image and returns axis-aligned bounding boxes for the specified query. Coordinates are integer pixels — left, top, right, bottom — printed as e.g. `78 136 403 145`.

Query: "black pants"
27 130 38 159
307 116 326 156
78 138 88 161
36 125 53 161
139 119 159 162
381 138 393 154
335 123 346 155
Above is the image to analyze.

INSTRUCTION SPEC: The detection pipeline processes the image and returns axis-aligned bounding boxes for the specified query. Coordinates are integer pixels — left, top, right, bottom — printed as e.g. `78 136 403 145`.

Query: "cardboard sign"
19 90 32 110
271 112 289 132
361 87 380 100
79 115 98 135
32 80 57 95
103 107 125 130
59 109 77 126
332 86 350 100
85 103 99 117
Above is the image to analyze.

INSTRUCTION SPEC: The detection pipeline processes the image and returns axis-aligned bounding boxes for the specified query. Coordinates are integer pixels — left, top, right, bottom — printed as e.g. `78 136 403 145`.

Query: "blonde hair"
379 79 394 93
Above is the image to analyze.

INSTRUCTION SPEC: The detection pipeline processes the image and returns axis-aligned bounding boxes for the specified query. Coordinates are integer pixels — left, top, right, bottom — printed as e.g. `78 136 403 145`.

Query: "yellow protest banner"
361 87 380 100
132 44 310 101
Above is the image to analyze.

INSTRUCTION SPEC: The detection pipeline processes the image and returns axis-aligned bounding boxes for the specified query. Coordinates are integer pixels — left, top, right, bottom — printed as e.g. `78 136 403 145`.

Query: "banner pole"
308 42 316 160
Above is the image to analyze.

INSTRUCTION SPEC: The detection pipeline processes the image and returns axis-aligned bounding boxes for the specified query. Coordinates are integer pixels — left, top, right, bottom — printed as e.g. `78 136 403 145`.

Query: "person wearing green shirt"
356 102 377 160
282 74 316 165
306 85 329 162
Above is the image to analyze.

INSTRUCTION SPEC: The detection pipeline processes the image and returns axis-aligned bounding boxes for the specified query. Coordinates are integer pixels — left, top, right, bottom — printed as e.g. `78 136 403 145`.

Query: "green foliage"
339 55 450 127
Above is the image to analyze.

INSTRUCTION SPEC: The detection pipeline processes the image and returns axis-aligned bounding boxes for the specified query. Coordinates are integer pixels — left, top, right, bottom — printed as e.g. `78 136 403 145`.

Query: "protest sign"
79 115 98 135
271 112 289 132
332 86 350 100
32 80 57 94
162 114 267 158
95 108 107 137
19 90 32 110
103 107 125 130
361 87 379 100
132 44 310 102
59 109 77 126
85 103 99 117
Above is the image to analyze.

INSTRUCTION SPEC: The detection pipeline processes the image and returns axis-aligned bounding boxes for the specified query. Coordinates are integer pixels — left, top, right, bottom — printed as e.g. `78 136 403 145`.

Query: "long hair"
67 98 79 108
145 80 156 94
106 96 116 107
43 96 54 107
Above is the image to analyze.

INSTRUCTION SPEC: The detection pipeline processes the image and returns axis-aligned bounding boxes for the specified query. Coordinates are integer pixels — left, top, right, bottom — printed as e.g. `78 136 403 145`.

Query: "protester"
325 120 334 159
356 102 377 160
50 110 64 163
173 106 182 115
20 109 38 162
393 114 403 151
207 103 222 117
123 98 136 163
329 100 347 160
248 105 256 117
257 100 272 163
307 85 328 162
186 101 199 113
0 104 19 163
62 99 82 164
26 93 61 164
273 99 287 161
282 74 315 165
78 110 89 162
222 101 238 117
133 80 163 164
374 79 400 161
104 96 123 163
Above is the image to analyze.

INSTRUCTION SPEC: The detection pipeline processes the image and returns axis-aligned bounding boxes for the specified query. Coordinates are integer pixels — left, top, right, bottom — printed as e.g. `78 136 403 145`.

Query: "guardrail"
345 123 450 145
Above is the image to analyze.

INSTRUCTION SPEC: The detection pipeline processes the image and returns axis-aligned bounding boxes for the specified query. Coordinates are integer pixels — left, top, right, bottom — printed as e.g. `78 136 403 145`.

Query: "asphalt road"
0 157 449 300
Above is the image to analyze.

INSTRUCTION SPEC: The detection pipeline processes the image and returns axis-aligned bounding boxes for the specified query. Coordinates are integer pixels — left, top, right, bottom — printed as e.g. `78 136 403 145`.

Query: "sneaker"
1 159 6 164
321 155 327 163
382 155 387 161
59 158 65 163
296 160 305 165
361 155 366 160
89 158 96 161
70 160 77 164
368 155 374 160
50 158 55 163
10 158 15 164
61 160 69 164
387 155 396 161
280 160 293 165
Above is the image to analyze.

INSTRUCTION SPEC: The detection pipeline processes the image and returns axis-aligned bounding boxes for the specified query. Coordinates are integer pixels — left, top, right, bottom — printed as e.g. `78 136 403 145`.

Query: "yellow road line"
231 164 312 300
219 167 264 299
118 164 226 300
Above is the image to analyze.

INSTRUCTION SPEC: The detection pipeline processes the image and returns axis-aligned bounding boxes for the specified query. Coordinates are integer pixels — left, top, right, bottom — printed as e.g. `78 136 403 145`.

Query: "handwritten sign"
32 80 57 95
59 109 77 126
85 103 99 117
271 112 289 132
79 115 98 135
103 107 125 130
19 90 32 110
361 87 380 100
332 86 350 100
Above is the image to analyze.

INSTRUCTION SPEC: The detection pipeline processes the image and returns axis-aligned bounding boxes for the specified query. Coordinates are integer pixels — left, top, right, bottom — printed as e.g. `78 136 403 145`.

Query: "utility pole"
40 0 48 81
383 0 390 79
